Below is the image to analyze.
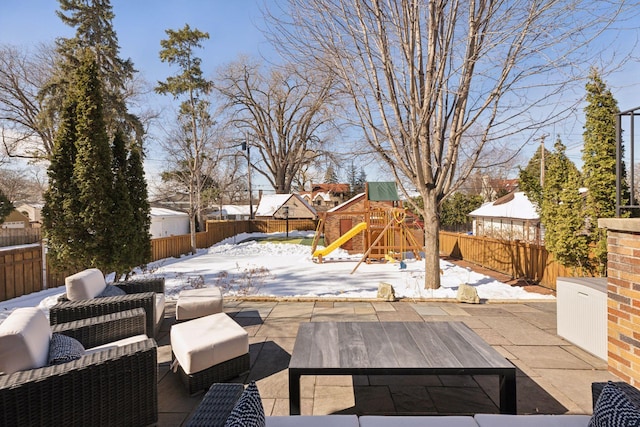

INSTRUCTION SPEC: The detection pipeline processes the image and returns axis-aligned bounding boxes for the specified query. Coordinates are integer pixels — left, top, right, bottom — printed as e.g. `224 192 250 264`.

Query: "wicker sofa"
0 308 157 427
185 382 640 427
49 268 165 337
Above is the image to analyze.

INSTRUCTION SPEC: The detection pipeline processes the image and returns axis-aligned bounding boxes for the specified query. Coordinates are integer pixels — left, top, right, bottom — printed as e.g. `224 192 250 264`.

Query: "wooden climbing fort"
311 182 424 265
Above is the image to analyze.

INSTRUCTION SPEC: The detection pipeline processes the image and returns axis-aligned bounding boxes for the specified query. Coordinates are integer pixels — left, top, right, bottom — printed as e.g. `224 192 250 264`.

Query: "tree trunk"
423 191 441 289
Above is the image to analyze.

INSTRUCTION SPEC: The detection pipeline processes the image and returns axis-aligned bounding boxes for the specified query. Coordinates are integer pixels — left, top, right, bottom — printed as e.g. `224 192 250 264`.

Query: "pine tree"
540 139 589 270
0 189 13 223
43 51 114 272
581 69 627 274
441 193 483 232
45 0 143 142
346 161 358 197
324 165 338 184
127 144 151 273
156 24 212 254
518 143 551 210
109 130 134 277
355 168 367 194
43 100 80 269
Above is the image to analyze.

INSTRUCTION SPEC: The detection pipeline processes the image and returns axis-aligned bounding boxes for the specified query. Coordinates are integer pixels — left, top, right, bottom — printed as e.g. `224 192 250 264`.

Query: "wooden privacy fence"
2 221 583 302
150 219 316 262
0 244 43 302
0 228 42 247
439 231 595 290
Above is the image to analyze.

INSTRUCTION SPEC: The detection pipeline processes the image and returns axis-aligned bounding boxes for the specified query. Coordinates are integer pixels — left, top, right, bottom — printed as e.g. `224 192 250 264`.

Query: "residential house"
1 210 30 229
207 205 253 220
15 203 43 227
468 191 542 243
298 183 350 212
254 194 317 219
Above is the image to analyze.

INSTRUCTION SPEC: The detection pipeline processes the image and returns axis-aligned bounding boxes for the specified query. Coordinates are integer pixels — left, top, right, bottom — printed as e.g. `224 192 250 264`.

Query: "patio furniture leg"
289 369 301 415
500 371 517 414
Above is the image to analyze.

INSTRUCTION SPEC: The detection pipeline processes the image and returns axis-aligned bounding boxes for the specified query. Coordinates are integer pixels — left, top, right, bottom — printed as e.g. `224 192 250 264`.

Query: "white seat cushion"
155 293 165 325
176 287 223 321
266 415 359 427
84 334 149 355
170 312 248 375
0 307 52 375
360 416 478 427
474 414 591 427
65 268 107 300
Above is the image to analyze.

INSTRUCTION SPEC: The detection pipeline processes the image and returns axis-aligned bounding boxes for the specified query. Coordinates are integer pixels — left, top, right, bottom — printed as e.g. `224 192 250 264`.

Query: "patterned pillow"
224 382 265 427
97 285 127 297
589 382 640 427
48 333 85 365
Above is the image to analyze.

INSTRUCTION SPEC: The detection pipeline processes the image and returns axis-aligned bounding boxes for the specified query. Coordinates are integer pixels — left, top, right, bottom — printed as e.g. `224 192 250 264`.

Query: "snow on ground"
0 230 553 323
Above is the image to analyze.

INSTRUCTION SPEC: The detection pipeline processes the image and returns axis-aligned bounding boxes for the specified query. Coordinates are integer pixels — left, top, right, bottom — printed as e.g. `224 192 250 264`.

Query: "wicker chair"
0 308 157 427
49 275 165 337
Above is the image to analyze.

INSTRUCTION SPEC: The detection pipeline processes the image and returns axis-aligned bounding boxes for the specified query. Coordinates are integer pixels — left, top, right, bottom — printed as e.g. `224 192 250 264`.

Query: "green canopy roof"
367 182 399 201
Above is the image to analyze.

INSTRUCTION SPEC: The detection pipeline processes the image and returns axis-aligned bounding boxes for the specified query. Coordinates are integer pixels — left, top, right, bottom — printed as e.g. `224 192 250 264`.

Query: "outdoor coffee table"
288 321 516 415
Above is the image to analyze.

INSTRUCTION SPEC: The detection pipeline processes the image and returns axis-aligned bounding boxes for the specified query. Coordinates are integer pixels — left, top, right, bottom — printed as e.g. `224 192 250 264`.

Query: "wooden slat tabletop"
289 321 514 370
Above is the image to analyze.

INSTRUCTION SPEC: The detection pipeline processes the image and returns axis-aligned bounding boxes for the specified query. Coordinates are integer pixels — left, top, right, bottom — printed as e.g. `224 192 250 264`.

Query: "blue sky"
2 1 640 187
0 0 273 83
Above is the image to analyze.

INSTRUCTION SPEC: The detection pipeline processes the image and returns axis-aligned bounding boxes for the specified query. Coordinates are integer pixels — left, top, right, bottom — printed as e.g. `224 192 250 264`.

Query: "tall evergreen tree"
109 130 134 277
540 139 589 270
518 143 552 210
355 168 367 195
324 165 338 184
43 51 114 272
0 189 13 223
127 144 152 273
581 69 627 274
40 0 143 147
156 24 212 254
441 193 483 232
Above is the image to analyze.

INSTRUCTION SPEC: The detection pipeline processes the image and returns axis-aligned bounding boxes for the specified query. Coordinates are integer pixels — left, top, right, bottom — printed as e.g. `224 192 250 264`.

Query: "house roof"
150 207 188 217
311 183 350 193
327 192 366 213
254 194 316 217
468 191 539 220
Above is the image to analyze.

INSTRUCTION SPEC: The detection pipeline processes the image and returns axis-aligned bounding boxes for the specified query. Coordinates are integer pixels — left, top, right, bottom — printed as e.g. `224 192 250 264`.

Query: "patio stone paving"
155 299 619 426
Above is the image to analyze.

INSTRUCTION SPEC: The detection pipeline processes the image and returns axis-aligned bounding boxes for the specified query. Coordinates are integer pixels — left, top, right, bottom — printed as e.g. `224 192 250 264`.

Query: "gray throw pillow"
97 285 127 297
224 382 265 427
48 333 85 365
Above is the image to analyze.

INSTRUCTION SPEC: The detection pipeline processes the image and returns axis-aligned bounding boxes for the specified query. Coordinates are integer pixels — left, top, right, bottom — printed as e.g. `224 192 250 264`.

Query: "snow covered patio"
155 298 616 426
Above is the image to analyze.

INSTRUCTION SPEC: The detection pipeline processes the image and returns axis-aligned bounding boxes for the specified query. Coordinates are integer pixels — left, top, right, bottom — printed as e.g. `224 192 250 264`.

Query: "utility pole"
241 135 253 219
538 134 547 187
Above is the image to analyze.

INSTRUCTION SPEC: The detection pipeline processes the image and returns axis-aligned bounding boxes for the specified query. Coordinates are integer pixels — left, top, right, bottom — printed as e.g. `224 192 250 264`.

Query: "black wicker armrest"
49 292 157 337
0 335 157 426
116 276 165 294
52 308 147 348
592 381 640 410
186 383 245 427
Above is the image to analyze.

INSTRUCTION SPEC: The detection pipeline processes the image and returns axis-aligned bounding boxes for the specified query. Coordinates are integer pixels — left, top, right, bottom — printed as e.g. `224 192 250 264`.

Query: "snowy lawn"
0 230 553 324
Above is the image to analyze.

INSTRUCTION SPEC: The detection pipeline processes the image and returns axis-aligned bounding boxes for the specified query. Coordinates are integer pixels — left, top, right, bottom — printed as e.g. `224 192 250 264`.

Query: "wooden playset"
311 182 424 267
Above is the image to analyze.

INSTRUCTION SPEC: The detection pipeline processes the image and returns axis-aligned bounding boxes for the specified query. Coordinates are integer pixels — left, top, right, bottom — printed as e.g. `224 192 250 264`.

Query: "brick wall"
599 218 640 386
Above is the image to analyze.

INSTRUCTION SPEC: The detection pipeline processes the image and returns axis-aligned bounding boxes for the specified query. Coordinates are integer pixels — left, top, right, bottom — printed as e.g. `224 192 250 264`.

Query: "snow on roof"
255 194 293 216
468 192 539 220
220 205 252 216
150 207 188 217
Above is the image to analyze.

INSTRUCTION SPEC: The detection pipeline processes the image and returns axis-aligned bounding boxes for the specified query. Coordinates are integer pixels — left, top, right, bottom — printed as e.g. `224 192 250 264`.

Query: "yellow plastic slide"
313 222 367 258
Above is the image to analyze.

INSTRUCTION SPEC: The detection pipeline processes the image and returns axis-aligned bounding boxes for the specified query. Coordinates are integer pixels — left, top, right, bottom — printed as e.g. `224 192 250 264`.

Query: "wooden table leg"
289 369 301 415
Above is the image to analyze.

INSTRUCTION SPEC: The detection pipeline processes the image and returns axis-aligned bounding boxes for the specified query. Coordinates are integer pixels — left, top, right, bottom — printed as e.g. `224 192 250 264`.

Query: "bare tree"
268 0 634 289
0 44 58 160
215 59 338 194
